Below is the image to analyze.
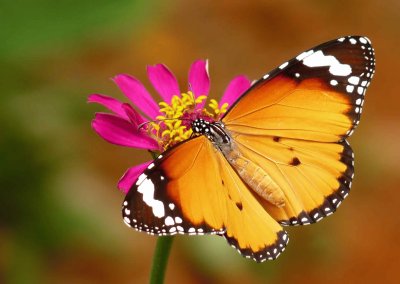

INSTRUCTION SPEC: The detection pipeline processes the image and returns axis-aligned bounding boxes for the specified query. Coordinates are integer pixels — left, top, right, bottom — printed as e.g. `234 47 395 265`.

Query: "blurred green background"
1 0 399 283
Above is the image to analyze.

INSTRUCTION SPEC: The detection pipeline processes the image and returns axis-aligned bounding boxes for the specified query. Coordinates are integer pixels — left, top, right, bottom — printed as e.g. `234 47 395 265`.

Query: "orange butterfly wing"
122 136 288 261
222 36 374 225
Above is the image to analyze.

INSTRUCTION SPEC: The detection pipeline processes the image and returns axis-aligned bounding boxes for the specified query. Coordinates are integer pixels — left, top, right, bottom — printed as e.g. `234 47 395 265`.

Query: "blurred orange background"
1 0 399 283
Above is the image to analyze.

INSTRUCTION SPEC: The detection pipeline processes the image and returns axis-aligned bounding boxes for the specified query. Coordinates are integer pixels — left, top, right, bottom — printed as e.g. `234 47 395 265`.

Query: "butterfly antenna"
138 118 193 131
138 121 153 130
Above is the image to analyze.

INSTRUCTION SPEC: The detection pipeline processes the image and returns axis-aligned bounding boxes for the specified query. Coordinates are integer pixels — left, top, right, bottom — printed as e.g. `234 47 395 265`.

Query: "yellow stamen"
147 91 229 150
208 99 229 118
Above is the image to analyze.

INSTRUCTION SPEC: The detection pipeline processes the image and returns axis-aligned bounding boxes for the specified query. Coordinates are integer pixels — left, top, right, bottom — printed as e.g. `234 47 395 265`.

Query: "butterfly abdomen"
223 145 286 208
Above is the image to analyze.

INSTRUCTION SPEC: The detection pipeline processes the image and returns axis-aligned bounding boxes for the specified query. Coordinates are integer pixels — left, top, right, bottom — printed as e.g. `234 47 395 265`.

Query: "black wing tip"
258 35 375 90
224 230 289 262
341 36 375 139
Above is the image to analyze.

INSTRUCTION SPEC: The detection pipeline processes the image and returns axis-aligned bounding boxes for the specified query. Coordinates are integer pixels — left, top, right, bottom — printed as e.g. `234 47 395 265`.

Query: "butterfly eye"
191 118 211 134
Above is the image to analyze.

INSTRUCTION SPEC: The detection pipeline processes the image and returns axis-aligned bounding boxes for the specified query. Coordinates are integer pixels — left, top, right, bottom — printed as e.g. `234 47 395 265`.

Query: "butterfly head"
191 119 230 146
191 119 211 135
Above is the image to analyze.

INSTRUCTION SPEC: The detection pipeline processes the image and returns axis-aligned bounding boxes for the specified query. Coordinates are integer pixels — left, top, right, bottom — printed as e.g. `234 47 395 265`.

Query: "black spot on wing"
273 136 281 142
290 157 301 166
235 202 243 211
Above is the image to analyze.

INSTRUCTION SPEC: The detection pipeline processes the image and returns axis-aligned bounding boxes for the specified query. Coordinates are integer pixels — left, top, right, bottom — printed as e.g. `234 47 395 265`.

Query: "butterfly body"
192 118 285 207
123 36 375 262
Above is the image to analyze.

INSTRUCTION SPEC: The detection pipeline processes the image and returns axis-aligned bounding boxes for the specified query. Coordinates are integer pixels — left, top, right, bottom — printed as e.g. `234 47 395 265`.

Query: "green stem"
149 236 174 284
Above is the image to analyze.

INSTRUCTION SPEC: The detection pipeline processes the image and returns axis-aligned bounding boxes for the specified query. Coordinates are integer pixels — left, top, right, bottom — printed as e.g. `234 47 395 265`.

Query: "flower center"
147 91 229 150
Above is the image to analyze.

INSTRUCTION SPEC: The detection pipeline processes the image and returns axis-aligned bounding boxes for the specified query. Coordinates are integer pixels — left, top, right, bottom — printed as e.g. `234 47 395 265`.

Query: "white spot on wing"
348 76 360 85
136 173 147 186
330 79 338 86
296 49 314 61
165 216 174 226
302 50 352 76
137 178 165 218
279 61 289 69
346 85 354 93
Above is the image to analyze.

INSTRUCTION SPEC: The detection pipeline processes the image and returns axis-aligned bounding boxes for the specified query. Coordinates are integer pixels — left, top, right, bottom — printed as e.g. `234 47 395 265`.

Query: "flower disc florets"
148 91 228 150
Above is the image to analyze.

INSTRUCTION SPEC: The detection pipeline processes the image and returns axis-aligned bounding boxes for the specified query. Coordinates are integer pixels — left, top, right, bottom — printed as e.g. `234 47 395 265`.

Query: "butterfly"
122 36 375 262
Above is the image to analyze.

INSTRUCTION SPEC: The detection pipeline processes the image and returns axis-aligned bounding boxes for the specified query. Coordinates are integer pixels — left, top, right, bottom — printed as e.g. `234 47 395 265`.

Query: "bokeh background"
1 0 399 283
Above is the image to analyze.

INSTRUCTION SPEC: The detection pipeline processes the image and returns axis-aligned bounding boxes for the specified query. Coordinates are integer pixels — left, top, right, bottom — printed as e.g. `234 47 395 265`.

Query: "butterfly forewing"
222 35 374 226
224 36 375 140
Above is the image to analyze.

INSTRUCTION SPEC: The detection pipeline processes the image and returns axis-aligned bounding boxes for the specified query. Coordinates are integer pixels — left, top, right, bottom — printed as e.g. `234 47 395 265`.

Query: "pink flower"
89 60 251 194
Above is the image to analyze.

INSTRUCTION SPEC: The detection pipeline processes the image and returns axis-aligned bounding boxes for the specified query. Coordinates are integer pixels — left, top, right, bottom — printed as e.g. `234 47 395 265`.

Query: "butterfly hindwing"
122 136 288 261
232 134 354 225
222 35 374 226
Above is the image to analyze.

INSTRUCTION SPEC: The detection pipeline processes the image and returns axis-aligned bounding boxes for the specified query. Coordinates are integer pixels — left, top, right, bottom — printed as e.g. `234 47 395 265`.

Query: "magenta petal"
188 60 210 98
147 64 180 103
219 75 251 108
113 74 159 119
88 94 128 119
118 161 152 194
92 113 159 150
122 103 146 127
